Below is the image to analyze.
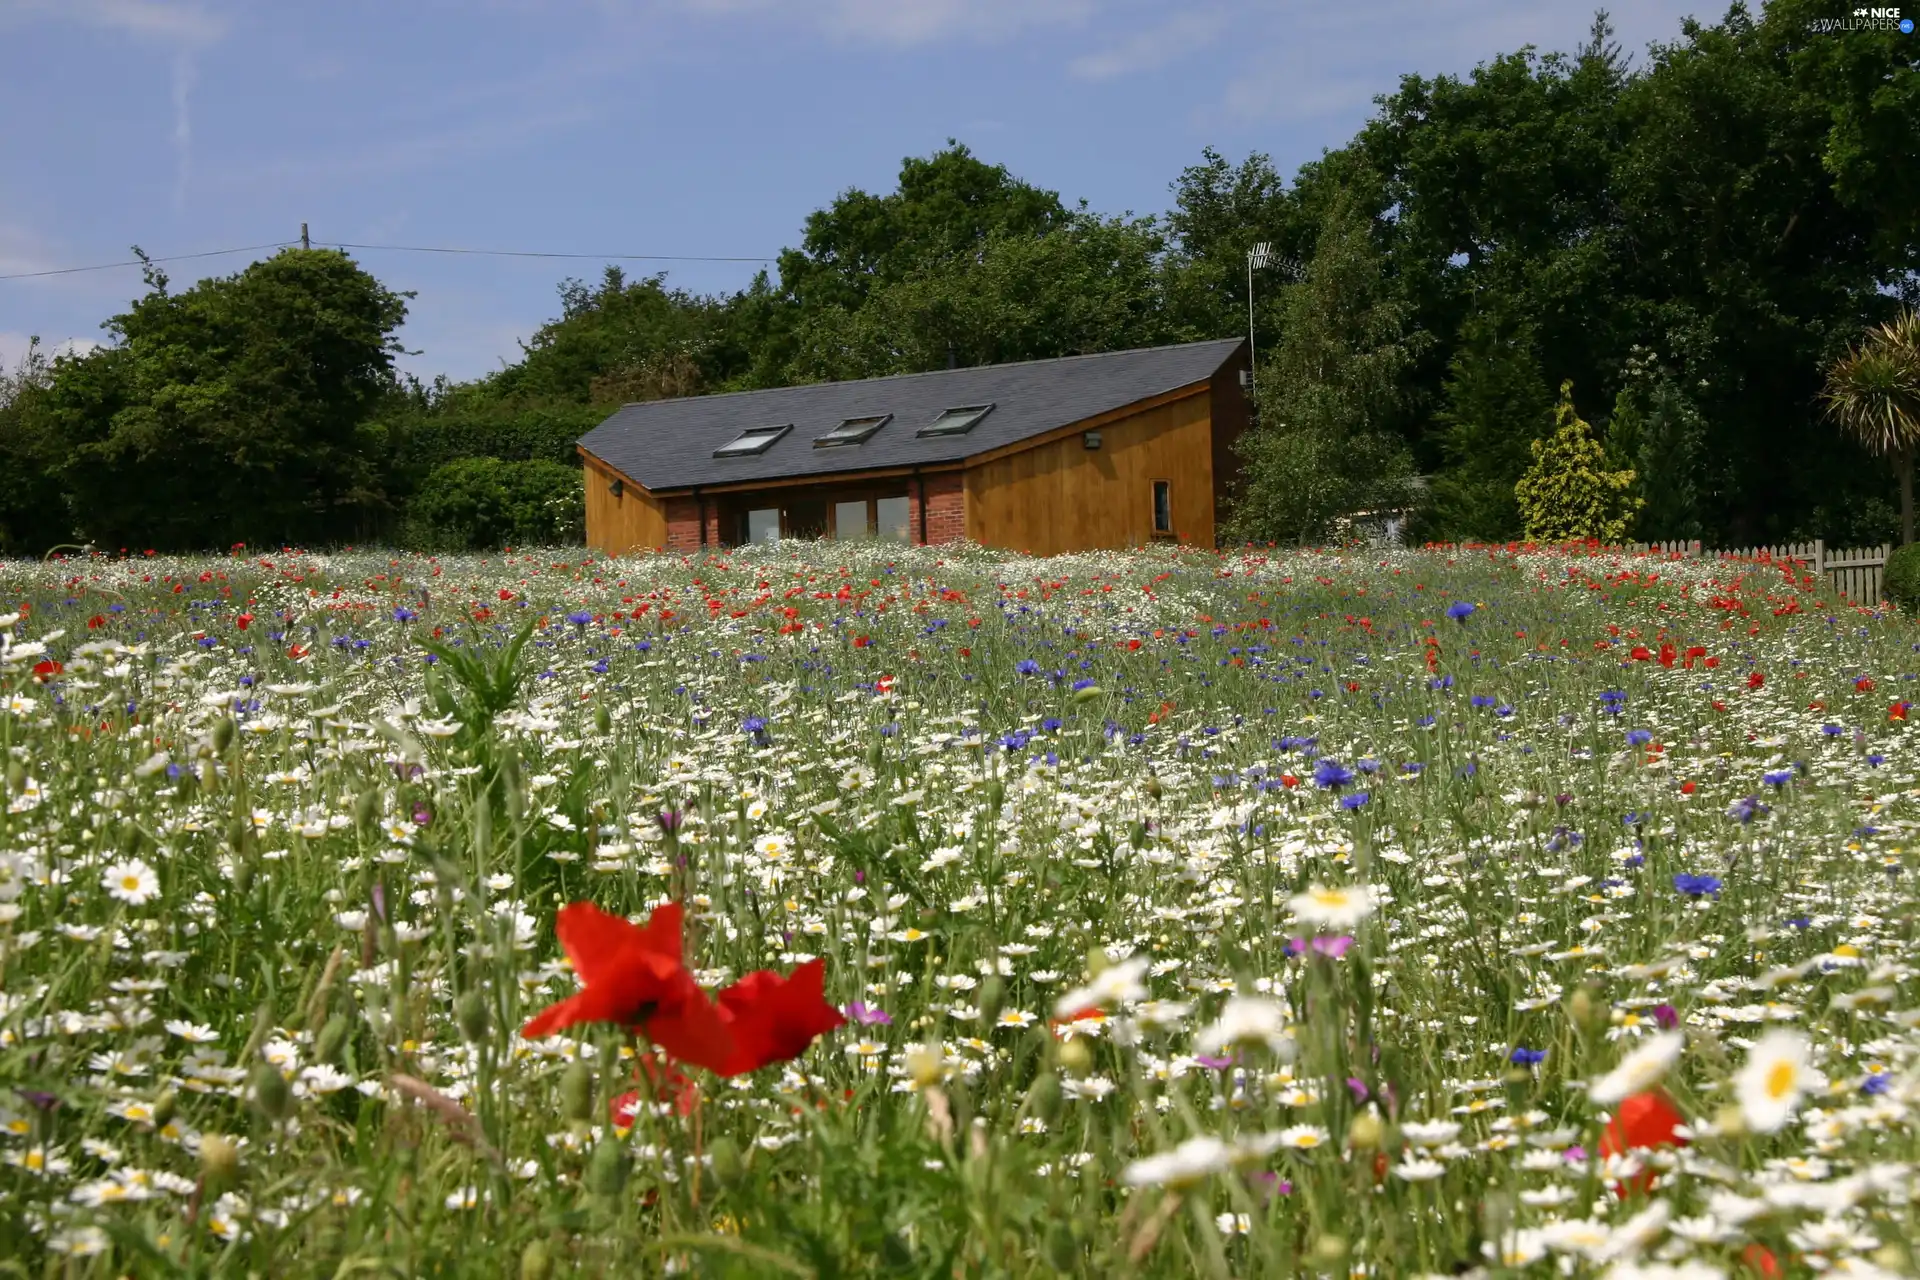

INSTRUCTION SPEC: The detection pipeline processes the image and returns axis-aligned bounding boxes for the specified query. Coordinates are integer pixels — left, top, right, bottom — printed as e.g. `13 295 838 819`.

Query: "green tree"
1228 197 1423 545
1606 344 1706 544
0 338 74 553
785 214 1192 381
1515 380 1641 542
1423 310 1553 540
36 249 408 550
1822 310 1920 544
405 457 585 550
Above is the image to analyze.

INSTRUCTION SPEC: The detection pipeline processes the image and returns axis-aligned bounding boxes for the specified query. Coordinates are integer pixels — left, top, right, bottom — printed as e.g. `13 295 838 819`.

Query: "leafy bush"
1884 542 1920 613
405 457 583 550
1516 381 1642 543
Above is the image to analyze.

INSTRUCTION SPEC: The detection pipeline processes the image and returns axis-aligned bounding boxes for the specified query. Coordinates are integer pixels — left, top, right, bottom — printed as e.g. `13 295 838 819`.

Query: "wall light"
609 478 624 497
1083 431 1102 450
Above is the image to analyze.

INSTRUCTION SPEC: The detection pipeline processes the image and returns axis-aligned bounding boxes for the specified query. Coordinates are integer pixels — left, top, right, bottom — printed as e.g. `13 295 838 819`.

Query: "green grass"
0 542 1915 1277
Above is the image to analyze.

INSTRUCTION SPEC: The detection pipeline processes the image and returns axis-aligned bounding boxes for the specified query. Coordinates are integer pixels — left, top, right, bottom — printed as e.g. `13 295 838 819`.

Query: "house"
577 337 1251 558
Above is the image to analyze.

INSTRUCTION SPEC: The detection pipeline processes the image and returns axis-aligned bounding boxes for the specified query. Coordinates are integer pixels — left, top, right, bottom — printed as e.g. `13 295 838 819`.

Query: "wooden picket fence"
1624 538 1892 605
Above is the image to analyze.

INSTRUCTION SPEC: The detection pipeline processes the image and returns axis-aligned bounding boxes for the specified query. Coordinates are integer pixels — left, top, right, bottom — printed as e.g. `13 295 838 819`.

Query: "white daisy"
1588 1031 1686 1105
1286 883 1374 930
1734 1029 1822 1134
101 858 160 907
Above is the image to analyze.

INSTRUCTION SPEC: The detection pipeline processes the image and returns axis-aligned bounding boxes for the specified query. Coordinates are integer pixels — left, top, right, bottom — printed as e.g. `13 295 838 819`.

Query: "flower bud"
151 1088 177 1131
5 761 24 793
906 1044 946 1090
1347 1108 1384 1151
585 1138 629 1198
354 788 381 832
198 759 218 792
1072 683 1103 702
560 1061 594 1124
1712 1104 1747 1138
1568 986 1600 1033
315 1014 350 1065
455 991 490 1044
595 704 613 736
519 1240 553 1280
709 1135 745 1188
199 1132 240 1184
1026 1072 1063 1124
212 716 236 754
977 977 1005 1026
250 1064 291 1121
1056 1037 1093 1077
1144 773 1163 801
1046 1223 1078 1270
1309 1234 1348 1268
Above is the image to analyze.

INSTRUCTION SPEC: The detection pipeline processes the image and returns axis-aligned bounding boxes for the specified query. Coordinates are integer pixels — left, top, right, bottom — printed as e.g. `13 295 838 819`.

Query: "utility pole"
300 222 310 251
1246 242 1273 394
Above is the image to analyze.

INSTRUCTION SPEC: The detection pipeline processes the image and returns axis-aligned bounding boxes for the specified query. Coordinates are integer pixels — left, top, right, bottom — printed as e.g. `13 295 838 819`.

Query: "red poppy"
520 902 732 1072
713 958 847 1077
1891 701 1910 722
1748 671 1765 690
610 1057 701 1121
1741 1244 1782 1279
236 613 253 630
32 659 62 681
1856 676 1876 693
1599 1089 1687 1196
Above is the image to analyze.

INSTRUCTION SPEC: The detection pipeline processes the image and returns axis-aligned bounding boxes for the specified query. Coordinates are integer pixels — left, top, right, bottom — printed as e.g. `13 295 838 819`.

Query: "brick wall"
664 497 721 551
912 472 966 545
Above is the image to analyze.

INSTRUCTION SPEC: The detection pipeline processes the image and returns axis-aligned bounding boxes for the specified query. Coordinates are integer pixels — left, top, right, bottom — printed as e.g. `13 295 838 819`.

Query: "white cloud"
7 0 227 47
0 331 100 372
1213 0 1705 126
672 0 1098 47
1070 10 1226 80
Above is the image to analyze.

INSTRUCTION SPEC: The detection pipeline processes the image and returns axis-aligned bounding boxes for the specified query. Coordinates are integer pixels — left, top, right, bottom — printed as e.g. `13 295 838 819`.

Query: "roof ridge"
607 336 1244 409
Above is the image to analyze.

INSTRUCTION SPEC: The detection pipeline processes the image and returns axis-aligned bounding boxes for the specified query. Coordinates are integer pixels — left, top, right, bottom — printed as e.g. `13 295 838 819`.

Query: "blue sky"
1 0 1711 383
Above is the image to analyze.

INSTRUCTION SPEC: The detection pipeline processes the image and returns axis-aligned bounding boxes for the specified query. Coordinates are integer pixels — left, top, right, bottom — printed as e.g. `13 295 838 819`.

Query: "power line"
329 241 776 265
0 241 298 281
0 237 777 284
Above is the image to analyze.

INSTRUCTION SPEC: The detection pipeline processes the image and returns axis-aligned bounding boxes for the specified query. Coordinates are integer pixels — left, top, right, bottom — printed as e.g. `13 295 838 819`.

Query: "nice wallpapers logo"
1808 6 1914 30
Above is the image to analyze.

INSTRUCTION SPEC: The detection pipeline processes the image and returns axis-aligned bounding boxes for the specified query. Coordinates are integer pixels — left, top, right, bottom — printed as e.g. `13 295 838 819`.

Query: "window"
713 423 791 458
1152 480 1173 536
876 495 911 542
814 414 891 448
916 404 994 438
833 500 871 539
745 508 781 543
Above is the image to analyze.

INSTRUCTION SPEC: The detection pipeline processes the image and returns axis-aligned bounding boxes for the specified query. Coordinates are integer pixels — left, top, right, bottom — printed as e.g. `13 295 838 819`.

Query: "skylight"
713 423 792 458
916 404 995 438
814 414 892 448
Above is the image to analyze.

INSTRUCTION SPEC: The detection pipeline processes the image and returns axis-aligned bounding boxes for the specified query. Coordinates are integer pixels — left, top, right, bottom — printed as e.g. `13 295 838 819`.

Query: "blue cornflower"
1624 812 1645 827
1763 769 1793 788
1070 677 1096 692
1339 791 1369 810
566 610 593 628
1356 759 1380 774
1820 723 1844 736
1867 753 1887 767
1400 762 1425 775
1014 659 1040 676
1041 717 1063 732
1428 674 1454 690
1626 729 1652 747
1673 873 1723 897
1863 1073 1893 1096
1469 694 1496 709
1313 759 1355 789
1509 1047 1547 1066
1495 704 1514 717
1446 601 1475 622
392 607 417 623
1727 794 1768 824
742 716 768 735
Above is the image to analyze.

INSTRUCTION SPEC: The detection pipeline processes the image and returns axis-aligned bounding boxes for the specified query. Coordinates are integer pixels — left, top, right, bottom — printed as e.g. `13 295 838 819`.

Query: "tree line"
1 1 1915 554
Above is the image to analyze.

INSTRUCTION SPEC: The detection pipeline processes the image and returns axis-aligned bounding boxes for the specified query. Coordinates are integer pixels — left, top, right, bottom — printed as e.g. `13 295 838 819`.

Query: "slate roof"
578 338 1244 492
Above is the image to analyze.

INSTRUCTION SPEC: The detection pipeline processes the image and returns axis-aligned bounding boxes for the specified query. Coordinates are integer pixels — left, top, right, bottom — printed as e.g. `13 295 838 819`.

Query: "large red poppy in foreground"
520 901 733 1072
520 901 843 1078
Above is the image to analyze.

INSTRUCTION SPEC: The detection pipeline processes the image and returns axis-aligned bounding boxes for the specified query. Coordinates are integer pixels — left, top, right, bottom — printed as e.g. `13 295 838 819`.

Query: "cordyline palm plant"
1823 310 1920 545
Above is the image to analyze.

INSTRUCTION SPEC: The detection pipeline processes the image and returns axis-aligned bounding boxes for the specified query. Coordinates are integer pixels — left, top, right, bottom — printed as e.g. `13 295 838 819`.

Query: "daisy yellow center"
1312 890 1349 908
121 876 142 891
1765 1061 1797 1100
1294 1134 1321 1147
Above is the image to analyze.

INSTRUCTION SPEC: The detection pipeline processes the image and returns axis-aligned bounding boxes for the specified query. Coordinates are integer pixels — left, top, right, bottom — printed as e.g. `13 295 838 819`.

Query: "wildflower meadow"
1 541 1916 1278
